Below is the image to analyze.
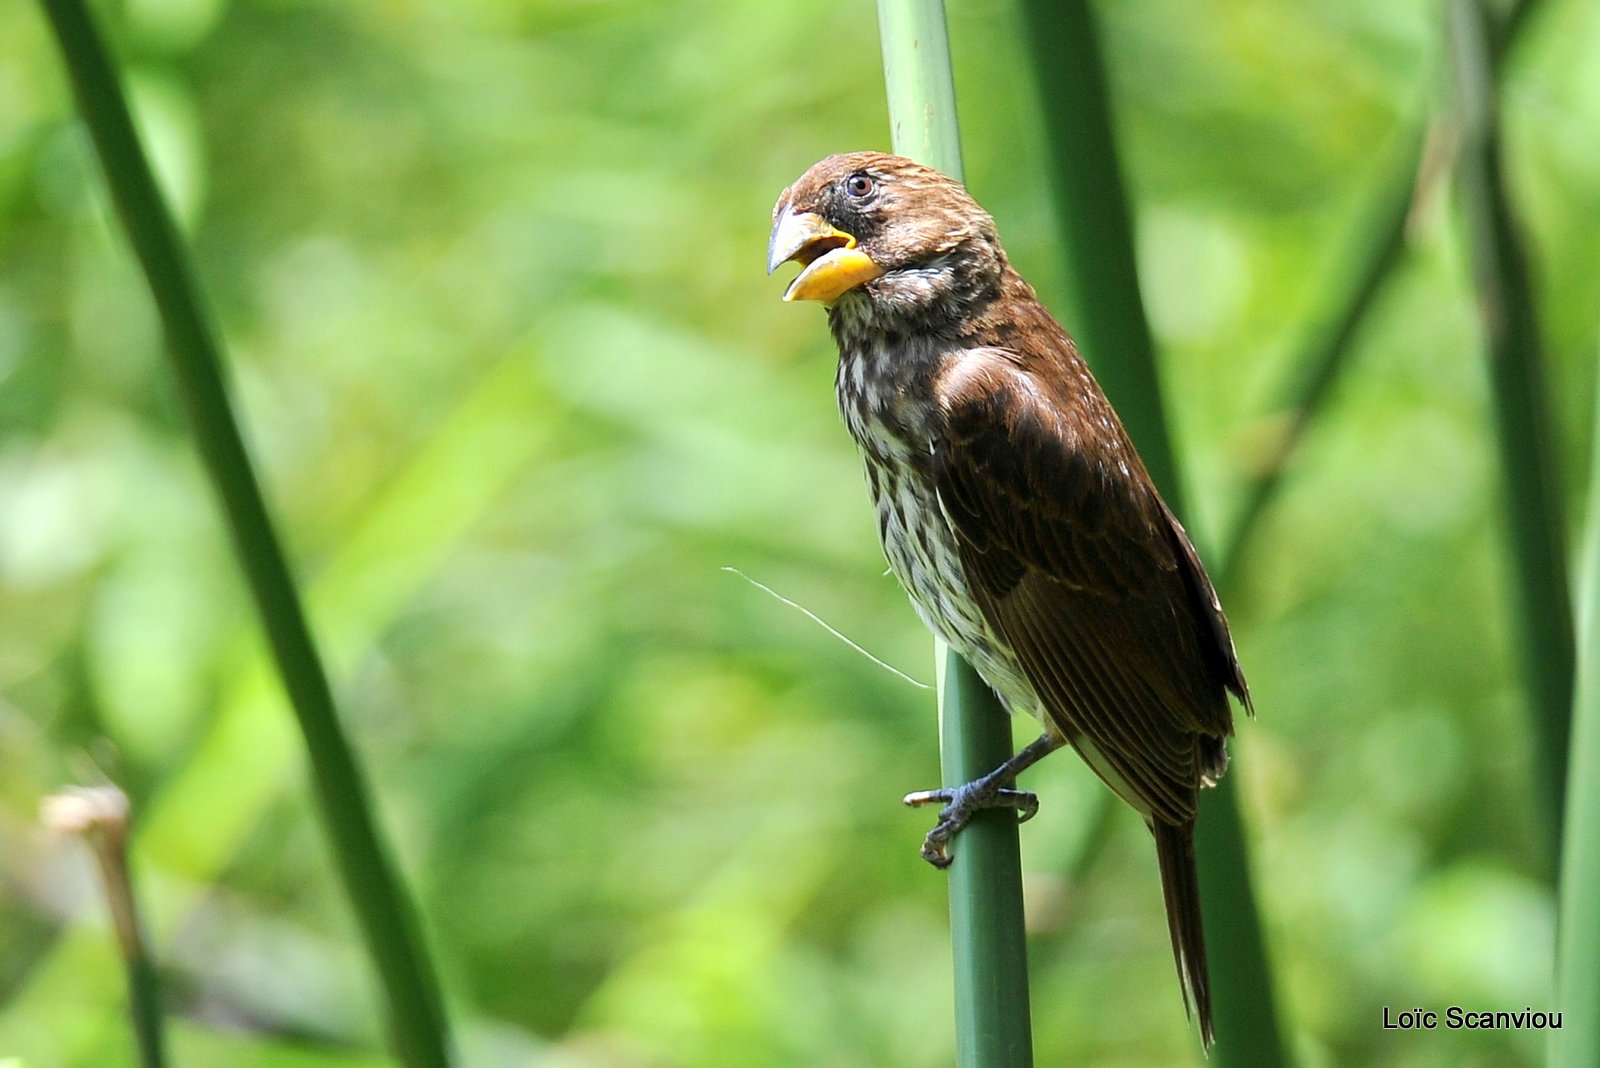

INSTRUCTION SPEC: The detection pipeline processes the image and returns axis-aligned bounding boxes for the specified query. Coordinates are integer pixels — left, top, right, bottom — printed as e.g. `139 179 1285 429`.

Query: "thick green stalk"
35 3 454 1065
1447 0 1571 860
1554 338 1600 1067
877 0 964 188
876 2 1034 1066
1016 2 1290 1063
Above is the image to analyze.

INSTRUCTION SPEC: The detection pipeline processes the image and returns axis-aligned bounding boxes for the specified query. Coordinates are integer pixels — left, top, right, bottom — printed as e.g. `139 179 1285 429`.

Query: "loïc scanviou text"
1382 1006 1561 1031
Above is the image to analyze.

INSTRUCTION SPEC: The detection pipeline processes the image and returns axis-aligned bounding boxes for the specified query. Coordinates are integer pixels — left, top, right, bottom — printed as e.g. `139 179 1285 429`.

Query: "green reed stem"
1553 324 1600 1068
876 2 1035 1065
1448 0 1571 862
36 3 454 1064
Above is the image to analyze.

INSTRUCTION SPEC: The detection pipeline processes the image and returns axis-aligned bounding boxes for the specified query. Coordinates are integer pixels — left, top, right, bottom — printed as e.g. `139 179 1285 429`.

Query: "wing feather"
933 350 1242 823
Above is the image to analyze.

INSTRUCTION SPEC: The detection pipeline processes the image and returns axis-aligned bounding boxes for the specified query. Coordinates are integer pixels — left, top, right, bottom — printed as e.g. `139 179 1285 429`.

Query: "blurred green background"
3 0 1600 1064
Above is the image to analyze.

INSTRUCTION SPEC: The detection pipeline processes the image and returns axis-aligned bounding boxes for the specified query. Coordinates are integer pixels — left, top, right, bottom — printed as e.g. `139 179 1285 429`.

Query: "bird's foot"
903 778 1039 869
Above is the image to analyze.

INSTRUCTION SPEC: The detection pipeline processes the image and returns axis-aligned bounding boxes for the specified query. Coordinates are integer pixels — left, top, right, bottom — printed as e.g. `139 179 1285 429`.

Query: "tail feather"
1153 820 1213 1049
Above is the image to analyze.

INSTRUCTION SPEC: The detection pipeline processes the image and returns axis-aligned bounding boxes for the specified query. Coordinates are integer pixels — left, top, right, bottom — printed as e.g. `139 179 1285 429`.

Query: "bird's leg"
903 732 1067 868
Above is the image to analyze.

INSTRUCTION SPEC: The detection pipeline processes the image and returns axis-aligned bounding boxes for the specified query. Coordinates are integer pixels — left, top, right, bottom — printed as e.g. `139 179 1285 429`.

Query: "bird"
766 151 1252 1047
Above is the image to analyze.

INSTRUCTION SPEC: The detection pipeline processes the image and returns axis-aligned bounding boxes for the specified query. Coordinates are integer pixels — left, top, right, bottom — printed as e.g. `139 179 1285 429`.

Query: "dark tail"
1153 819 1213 1049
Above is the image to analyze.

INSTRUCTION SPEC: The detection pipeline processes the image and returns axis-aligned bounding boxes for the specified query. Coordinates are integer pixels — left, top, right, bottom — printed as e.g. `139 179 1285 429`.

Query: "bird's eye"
845 173 876 199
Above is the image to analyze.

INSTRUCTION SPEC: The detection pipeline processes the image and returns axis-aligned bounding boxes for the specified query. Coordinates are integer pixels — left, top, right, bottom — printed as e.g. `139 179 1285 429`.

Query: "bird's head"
767 152 1004 322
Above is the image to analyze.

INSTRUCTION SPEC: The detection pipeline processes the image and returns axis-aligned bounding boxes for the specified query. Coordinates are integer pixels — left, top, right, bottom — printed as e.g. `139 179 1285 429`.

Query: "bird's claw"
903 784 1040 868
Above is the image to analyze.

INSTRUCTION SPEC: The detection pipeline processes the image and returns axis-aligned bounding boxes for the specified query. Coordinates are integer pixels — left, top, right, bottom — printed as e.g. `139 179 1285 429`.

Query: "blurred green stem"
36 2 454 1065
1016 2 1290 1063
1215 124 1423 591
1447 0 1571 860
877 2 1035 1066
1217 0 1544 591
1554 333 1600 1068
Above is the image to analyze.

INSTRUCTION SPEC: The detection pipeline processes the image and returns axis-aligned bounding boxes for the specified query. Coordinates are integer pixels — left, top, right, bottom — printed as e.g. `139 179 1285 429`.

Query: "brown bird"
767 152 1251 1046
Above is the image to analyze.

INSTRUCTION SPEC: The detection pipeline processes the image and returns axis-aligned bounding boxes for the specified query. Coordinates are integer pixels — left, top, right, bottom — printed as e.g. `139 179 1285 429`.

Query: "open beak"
767 210 884 304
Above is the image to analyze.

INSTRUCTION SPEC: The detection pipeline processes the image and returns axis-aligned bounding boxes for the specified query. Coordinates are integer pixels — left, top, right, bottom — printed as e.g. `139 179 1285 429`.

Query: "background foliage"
3 0 1599 1064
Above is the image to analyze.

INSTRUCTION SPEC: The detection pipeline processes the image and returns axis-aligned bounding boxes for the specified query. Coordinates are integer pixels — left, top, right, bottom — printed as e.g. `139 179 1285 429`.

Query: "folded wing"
931 348 1245 825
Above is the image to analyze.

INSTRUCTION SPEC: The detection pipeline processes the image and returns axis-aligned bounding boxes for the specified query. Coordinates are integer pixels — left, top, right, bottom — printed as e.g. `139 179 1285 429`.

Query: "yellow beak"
767 210 885 305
